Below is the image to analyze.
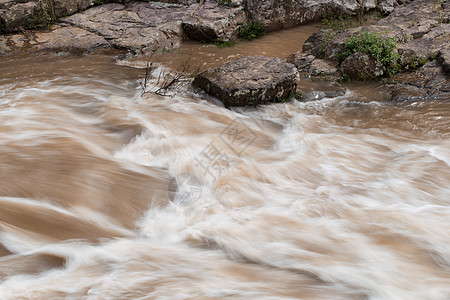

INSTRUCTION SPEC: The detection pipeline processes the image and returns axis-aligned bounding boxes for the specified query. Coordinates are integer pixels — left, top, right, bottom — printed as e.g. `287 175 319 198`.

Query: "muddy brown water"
0 24 449 299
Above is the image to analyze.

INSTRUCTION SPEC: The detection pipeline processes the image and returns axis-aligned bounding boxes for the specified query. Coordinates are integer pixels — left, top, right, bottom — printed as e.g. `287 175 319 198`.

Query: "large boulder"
181 1 245 42
0 1 40 32
193 55 299 107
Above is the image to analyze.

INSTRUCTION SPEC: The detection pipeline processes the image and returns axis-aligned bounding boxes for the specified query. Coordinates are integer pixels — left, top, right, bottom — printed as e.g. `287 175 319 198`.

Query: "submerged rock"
193 55 299 107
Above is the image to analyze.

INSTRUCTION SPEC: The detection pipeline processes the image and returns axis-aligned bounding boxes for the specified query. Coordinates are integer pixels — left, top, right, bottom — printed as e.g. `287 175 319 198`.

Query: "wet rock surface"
193 55 299 107
62 2 185 53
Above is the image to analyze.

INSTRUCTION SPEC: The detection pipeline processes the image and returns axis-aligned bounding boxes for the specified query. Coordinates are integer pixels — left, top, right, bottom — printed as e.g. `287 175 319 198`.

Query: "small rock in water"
193 55 299 107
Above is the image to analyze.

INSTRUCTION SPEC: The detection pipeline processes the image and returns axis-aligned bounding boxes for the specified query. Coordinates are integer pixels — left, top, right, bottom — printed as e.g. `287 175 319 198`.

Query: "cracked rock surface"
193 55 299 107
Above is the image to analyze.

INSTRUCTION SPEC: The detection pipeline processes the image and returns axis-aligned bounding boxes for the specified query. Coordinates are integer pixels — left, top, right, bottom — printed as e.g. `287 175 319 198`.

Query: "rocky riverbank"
1 0 448 104
0 0 399 55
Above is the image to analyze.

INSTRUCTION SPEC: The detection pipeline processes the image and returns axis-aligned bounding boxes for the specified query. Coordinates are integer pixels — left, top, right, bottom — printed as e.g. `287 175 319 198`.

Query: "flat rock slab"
0 25 109 55
34 26 109 53
193 55 299 107
62 2 185 53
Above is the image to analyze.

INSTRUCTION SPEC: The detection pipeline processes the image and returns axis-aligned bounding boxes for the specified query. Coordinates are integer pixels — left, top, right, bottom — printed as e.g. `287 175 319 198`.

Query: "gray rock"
181 1 245 42
309 58 339 77
193 55 299 107
53 0 93 19
0 1 39 32
286 52 315 72
340 52 385 79
35 25 110 54
62 2 186 53
301 29 336 58
377 0 397 15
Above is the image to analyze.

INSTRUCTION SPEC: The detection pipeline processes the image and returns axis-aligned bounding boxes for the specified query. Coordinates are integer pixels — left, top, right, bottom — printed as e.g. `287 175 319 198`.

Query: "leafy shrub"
26 13 54 30
338 30 402 77
238 20 266 40
319 30 337 58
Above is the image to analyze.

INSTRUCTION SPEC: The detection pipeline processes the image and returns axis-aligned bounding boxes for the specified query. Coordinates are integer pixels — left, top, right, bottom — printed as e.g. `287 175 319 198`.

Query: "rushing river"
0 25 449 299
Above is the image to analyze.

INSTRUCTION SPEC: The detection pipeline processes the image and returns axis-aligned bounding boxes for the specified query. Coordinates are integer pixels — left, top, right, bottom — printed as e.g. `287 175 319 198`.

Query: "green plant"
429 52 437 60
338 30 402 77
292 91 303 100
276 91 303 103
238 20 266 40
374 11 385 21
319 30 337 58
218 0 232 5
276 95 290 103
403 56 428 70
215 38 237 48
26 13 53 30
